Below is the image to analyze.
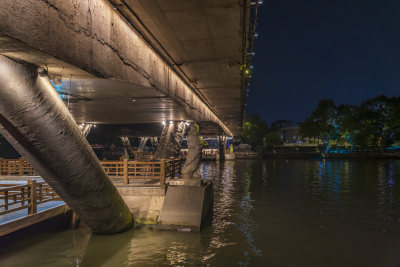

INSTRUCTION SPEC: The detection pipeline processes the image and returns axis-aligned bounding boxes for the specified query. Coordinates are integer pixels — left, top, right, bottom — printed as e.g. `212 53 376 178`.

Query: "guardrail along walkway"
0 179 66 236
1 157 183 187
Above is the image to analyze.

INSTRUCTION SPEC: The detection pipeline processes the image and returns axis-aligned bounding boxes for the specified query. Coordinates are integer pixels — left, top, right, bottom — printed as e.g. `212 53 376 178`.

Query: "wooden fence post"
123 158 128 185
28 179 37 214
178 158 182 178
4 191 8 211
18 158 23 176
160 159 166 187
7 160 11 176
172 158 176 179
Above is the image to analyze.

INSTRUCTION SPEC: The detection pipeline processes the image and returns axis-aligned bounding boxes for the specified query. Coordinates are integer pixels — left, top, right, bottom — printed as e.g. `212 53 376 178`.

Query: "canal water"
1 159 400 266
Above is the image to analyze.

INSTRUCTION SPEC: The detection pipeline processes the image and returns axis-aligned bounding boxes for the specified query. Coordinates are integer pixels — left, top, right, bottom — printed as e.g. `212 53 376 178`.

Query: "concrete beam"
0 0 233 136
0 56 133 234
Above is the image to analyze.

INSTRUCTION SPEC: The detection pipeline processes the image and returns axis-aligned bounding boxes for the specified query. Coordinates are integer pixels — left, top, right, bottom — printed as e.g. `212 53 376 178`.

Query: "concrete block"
116 186 166 196
158 182 213 231
225 153 236 160
120 195 165 225
115 186 167 225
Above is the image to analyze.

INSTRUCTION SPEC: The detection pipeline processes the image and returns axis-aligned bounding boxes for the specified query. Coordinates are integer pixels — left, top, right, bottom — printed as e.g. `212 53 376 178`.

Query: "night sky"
246 0 400 125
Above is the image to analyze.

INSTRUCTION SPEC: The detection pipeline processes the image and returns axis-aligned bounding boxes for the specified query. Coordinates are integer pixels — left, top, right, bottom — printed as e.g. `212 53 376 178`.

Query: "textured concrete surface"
116 186 166 224
110 0 249 136
0 57 133 234
158 182 213 231
0 0 234 136
225 153 236 160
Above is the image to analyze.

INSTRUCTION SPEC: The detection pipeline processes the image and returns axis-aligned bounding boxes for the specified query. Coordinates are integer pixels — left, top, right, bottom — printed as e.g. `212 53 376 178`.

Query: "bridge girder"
0 0 233 136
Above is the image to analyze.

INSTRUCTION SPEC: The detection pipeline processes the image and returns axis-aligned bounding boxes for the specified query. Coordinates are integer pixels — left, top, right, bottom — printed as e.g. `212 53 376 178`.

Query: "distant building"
271 119 292 129
281 126 300 144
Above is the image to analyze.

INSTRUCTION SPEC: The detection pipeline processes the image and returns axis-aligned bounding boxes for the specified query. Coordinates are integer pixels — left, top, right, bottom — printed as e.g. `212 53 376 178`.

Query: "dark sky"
246 0 400 125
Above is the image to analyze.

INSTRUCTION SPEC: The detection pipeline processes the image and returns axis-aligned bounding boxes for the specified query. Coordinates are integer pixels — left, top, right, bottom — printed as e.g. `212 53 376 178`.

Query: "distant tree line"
299 95 400 151
242 114 284 153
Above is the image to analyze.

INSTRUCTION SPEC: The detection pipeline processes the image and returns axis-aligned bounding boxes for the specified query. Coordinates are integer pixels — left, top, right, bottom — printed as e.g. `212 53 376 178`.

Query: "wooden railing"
133 151 154 160
0 180 60 216
101 158 183 186
0 158 37 176
165 158 182 179
0 157 183 187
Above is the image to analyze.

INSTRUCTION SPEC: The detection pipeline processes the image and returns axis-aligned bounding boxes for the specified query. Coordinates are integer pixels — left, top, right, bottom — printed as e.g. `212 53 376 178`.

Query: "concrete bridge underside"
0 0 250 137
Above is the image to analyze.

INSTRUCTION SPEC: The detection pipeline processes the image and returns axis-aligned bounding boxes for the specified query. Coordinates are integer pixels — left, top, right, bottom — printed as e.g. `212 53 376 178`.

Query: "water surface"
2 159 400 266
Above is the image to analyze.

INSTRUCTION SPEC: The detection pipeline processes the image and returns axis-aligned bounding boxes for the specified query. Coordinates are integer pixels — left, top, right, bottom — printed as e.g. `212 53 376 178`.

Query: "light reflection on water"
1 159 400 266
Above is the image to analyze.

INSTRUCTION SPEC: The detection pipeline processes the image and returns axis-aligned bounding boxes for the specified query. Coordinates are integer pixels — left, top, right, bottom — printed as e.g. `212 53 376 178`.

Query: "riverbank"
263 147 400 159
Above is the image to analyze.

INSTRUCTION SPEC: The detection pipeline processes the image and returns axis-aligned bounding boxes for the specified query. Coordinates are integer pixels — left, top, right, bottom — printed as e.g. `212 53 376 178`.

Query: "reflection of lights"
166 242 188 265
199 161 237 264
81 123 85 126
162 121 166 125
169 121 173 124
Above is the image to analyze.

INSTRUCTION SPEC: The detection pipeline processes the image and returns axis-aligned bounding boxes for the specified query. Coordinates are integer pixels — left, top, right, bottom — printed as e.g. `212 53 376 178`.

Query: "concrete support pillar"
149 137 158 151
0 56 133 234
218 135 227 161
120 136 134 159
138 137 148 152
154 122 185 159
181 124 203 179
80 123 93 138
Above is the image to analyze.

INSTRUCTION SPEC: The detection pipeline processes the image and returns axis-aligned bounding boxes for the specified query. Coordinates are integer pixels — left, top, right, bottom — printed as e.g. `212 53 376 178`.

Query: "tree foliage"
299 96 400 150
242 114 282 153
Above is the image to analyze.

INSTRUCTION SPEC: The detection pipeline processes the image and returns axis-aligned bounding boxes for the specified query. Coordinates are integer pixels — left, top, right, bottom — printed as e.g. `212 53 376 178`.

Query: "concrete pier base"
115 186 166 225
114 180 214 230
158 181 213 231
225 153 236 160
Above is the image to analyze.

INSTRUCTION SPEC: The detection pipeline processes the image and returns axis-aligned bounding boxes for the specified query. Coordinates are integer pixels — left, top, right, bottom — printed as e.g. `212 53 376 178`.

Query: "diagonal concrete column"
181 123 204 179
80 123 93 138
149 137 158 151
138 137 148 152
120 136 134 159
154 122 186 159
0 56 133 234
